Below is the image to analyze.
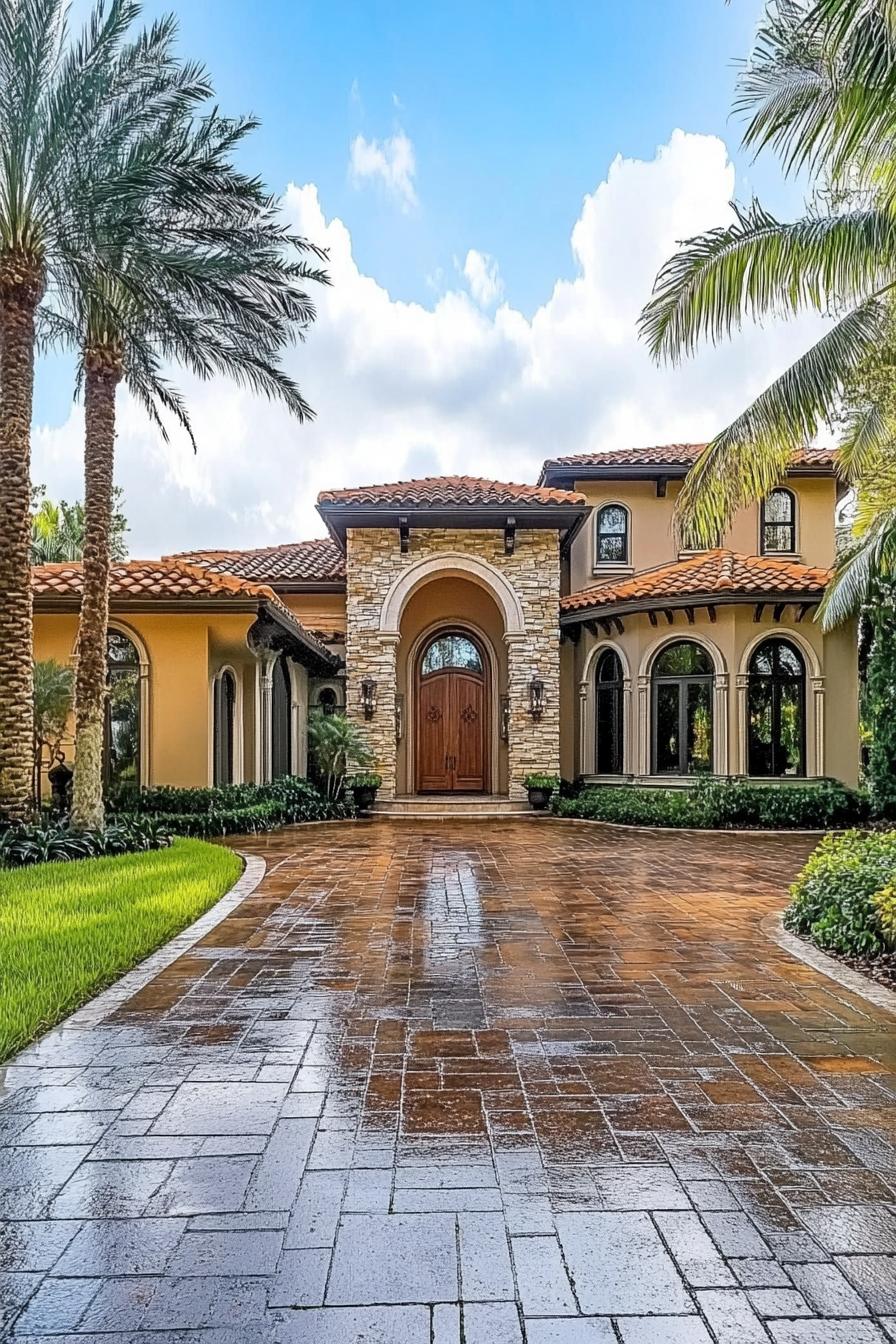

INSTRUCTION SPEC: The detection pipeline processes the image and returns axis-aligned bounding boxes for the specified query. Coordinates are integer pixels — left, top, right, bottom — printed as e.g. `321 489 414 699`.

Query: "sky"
33 0 827 556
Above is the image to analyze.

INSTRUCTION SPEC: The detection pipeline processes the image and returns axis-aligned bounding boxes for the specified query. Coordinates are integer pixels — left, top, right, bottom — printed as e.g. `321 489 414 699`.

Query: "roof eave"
559 588 827 624
539 461 836 489
317 502 588 548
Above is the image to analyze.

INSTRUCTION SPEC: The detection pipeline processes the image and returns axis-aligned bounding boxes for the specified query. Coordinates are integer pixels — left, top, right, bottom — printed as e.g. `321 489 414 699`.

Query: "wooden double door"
417 657 487 794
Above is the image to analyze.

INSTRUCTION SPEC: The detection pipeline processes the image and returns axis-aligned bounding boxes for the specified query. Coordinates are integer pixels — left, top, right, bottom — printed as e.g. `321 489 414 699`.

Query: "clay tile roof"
168 538 346 585
560 550 831 615
317 475 586 508
543 443 838 470
32 559 281 603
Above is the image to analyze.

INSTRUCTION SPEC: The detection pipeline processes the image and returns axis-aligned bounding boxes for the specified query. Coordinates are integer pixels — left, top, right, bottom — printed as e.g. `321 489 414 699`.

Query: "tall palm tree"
50 65 327 830
30 491 128 562
639 0 896 624
0 0 189 819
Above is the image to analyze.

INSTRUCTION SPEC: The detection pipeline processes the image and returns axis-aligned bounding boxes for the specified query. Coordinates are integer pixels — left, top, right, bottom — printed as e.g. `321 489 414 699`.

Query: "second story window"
595 504 629 565
762 488 796 554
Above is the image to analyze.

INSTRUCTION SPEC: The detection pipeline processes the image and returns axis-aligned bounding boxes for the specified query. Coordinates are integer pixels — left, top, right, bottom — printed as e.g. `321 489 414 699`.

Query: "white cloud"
462 249 503 308
349 129 417 210
31 129 830 557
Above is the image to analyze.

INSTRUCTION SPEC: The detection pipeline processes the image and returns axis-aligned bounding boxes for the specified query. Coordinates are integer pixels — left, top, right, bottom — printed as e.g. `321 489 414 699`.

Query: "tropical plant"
785 827 896 957
32 658 73 804
31 16 328 834
639 0 896 621
308 710 373 801
0 0 181 820
31 489 128 563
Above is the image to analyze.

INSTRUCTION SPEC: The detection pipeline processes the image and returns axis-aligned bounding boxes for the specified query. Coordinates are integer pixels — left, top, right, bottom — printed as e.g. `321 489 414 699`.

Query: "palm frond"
820 504 896 624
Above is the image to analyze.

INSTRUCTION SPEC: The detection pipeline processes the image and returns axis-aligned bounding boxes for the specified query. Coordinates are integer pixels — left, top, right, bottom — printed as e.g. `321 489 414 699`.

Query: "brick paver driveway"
2 819 896 1342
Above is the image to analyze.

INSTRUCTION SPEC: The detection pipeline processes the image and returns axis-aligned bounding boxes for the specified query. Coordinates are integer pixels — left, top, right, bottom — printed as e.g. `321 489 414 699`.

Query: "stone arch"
379 551 525 637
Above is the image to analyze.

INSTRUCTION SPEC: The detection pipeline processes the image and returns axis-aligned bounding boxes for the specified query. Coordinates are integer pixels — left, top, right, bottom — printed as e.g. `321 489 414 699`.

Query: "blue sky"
36 1 825 554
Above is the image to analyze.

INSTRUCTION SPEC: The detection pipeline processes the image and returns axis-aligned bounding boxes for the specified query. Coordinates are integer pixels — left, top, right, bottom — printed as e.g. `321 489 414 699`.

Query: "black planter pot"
527 786 554 811
352 785 378 814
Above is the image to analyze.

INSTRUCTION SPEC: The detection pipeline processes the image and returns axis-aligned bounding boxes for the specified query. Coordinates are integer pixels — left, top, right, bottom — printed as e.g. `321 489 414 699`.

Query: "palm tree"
639 0 896 623
0 0 188 820
30 491 128 563
53 59 327 830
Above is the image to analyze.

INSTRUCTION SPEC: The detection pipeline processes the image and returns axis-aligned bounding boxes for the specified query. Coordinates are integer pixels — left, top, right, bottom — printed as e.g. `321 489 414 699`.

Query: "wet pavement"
2 817 896 1341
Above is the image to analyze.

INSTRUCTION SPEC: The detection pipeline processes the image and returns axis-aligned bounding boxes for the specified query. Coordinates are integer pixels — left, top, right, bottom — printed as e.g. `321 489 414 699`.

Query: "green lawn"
0 839 242 1061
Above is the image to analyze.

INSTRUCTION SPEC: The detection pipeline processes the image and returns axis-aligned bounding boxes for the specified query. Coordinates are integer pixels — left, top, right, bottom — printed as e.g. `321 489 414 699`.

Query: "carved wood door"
416 634 487 793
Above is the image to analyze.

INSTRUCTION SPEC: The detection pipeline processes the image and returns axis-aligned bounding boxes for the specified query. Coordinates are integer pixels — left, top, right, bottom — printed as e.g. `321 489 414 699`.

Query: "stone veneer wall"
344 527 561 799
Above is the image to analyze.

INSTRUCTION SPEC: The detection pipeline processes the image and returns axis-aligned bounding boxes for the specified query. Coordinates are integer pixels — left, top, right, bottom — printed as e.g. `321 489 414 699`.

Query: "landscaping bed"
110 775 348 837
0 839 242 1061
553 779 868 830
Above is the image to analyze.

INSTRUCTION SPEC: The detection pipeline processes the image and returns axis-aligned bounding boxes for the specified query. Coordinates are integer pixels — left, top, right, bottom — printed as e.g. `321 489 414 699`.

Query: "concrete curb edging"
761 911 896 1017
52 850 268 1032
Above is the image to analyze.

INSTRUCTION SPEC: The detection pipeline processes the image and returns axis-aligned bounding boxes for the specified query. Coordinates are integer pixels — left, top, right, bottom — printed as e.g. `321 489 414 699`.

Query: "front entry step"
371 795 540 820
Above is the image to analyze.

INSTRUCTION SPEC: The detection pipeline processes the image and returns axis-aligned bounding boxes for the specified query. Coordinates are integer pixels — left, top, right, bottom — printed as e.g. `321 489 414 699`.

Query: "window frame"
650 640 715 776
593 502 631 568
212 667 238 787
747 637 806 777
103 626 145 793
761 487 797 555
594 648 624 775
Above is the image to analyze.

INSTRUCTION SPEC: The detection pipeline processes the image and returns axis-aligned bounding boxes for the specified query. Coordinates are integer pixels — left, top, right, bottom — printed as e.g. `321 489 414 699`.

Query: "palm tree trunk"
0 258 44 822
70 350 123 832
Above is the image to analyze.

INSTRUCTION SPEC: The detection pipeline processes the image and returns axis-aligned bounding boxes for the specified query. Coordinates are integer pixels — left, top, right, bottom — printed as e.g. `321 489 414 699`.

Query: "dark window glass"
213 670 236 786
595 504 629 564
318 687 338 715
748 638 805 776
421 633 482 675
595 649 623 774
651 641 714 774
762 488 796 553
105 630 141 791
271 658 292 779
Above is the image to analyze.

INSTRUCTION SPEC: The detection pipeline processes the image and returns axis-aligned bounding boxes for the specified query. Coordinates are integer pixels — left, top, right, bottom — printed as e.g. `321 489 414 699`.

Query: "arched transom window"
595 504 629 565
652 641 714 776
748 638 806 776
595 649 624 774
762 488 796 554
421 633 483 675
105 630 142 791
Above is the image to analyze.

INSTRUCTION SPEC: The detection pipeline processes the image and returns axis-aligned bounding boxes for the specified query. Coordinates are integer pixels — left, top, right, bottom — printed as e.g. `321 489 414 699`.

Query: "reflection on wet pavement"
1 819 896 1340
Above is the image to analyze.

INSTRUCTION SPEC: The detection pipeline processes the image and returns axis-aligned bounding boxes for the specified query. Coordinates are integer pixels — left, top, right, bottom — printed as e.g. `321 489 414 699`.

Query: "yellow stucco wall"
568 476 838 590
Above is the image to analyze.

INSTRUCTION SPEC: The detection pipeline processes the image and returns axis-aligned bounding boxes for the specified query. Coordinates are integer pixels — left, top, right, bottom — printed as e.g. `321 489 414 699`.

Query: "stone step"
371 796 538 819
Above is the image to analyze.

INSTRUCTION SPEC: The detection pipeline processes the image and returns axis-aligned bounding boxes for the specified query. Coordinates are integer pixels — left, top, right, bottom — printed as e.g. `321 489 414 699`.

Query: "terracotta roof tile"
168 538 346 585
561 550 831 615
544 443 838 469
317 475 586 508
33 559 280 603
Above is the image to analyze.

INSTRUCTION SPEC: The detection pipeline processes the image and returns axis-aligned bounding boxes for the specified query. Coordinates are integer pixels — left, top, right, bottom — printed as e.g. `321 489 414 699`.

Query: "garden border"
55 849 267 1031
762 911 896 1016
549 815 828 839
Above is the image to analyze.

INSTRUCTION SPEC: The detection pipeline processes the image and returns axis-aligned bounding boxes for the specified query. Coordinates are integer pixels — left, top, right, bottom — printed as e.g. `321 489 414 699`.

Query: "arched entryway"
416 630 489 792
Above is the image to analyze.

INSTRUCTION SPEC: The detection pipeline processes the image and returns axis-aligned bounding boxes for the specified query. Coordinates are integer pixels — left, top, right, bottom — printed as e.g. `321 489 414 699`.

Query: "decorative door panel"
417 672 452 791
451 673 485 791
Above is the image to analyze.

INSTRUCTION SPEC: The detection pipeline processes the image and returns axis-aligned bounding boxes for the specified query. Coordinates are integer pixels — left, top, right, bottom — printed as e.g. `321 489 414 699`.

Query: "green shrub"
108 775 347 838
866 595 896 818
784 829 896 957
524 773 561 791
347 772 382 790
0 815 172 869
553 778 868 831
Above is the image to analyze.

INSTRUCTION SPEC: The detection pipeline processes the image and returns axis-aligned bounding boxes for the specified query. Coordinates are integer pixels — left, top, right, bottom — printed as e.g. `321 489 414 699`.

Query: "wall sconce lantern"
360 678 378 719
528 677 545 721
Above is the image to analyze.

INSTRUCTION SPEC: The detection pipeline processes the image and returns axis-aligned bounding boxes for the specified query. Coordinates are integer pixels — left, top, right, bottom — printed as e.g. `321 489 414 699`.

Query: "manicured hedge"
110 774 347 837
553 778 868 831
785 829 896 957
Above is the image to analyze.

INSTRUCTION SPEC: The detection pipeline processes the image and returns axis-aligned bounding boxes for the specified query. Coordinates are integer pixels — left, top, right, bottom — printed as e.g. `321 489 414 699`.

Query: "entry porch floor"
2 819 896 1341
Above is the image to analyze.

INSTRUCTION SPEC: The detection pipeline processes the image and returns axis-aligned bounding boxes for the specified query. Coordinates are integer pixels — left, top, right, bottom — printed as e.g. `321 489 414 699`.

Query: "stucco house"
32 443 858 803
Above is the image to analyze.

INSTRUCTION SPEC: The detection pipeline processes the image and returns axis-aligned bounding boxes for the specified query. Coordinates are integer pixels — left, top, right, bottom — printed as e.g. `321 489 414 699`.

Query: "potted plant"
348 771 382 814
524 773 560 811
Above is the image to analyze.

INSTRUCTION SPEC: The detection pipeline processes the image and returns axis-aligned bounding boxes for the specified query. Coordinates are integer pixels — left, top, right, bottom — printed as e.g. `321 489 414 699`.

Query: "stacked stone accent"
344 526 561 799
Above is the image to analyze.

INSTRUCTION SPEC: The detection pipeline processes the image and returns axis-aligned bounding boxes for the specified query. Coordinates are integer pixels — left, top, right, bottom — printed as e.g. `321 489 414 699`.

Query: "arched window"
595 504 630 565
652 641 714 775
595 649 624 774
762 488 796 553
105 630 142 791
421 633 483 675
213 669 237 786
271 657 292 779
317 687 338 716
748 639 805 776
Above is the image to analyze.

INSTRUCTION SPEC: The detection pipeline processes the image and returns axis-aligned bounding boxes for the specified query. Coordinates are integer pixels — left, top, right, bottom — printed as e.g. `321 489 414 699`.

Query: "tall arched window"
213 669 237 786
652 641 714 775
748 639 806 776
105 630 142 791
762 488 796 553
595 649 624 774
271 657 292 779
595 504 630 565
